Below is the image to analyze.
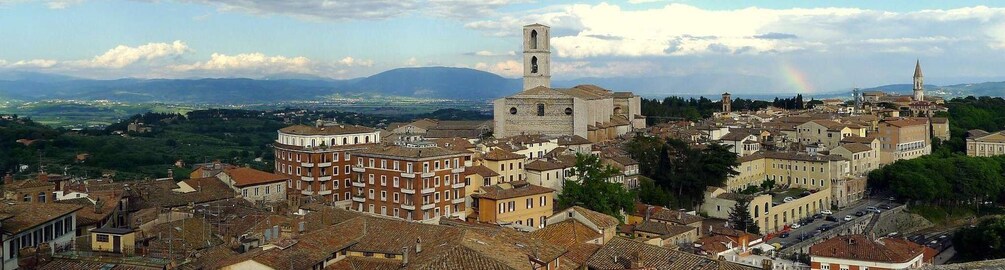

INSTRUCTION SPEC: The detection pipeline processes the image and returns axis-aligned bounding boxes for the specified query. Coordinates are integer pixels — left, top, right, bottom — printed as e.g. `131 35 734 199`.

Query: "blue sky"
2 0 1005 93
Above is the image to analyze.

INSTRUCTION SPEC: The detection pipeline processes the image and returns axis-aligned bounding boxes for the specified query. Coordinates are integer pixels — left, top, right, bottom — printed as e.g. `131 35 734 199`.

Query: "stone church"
493 23 646 142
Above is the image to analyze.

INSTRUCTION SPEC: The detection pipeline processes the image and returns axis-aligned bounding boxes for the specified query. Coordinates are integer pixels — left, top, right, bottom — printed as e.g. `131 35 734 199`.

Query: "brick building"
349 143 472 221
273 122 380 203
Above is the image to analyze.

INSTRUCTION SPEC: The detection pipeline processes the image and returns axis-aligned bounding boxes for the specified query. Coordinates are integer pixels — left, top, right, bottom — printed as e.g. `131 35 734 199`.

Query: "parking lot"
767 197 899 248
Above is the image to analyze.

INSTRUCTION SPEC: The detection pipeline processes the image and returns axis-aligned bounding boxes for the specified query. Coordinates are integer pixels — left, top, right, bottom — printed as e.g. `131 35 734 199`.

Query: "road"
768 197 896 247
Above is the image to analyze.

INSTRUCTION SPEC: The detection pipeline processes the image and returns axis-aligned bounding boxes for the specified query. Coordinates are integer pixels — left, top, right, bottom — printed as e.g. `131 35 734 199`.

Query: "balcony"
301 162 315 167
452 198 465 204
352 165 366 173
352 196 365 203
318 162 332 167
451 167 465 174
400 172 416 178
421 188 435 194
401 188 416 194
318 190 332 195
351 181 366 188
301 176 315 181
301 190 314 195
421 203 436 210
401 204 416 210
451 183 465 189
317 176 332 181
464 160 473 167
421 172 435 178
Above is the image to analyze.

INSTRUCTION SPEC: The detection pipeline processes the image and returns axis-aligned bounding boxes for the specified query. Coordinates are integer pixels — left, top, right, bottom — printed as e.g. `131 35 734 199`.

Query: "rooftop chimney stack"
415 237 422 254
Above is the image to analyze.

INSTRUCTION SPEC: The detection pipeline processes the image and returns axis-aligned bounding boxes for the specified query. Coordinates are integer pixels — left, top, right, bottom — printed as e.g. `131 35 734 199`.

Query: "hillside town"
2 23 1005 270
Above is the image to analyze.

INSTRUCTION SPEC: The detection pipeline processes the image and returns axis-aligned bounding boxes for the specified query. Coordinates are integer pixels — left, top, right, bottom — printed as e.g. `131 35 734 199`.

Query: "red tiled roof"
223 168 289 187
810 234 926 264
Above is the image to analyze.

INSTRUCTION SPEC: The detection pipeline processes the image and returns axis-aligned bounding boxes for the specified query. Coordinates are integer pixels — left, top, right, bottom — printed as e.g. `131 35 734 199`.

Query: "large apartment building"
349 143 472 221
726 151 850 193
877 118 931 165
966 129 1005 157
273 122 380 202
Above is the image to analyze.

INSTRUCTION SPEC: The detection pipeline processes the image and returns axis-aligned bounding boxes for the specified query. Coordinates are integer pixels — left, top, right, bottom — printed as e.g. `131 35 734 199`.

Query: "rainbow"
779 60 813 93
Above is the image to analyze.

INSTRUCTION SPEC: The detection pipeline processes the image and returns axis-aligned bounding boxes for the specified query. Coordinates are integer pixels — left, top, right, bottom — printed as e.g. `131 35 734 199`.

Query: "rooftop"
474 181 554 200
0 203 81 235
278 124 376 136
810 234 926 264
222 168 288 187
353 144 467 160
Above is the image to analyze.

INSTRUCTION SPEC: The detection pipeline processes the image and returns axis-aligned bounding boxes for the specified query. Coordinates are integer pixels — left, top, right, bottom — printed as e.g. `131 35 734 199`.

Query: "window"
565 107 573 115
508 201 515 212
381 191 387 201
393 161 400 170
368 189 374 199
499 203 505 213
380 175 387 186
540 196 546 206
96 234 109 242
537 103 545 116
510 107 517 115
531 56 539 73
393 177 399 187
394 192 399 203
526 198 533 209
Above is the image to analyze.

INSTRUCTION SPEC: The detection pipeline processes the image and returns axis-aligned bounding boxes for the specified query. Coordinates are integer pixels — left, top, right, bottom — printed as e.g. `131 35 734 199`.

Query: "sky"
2 0 1005 93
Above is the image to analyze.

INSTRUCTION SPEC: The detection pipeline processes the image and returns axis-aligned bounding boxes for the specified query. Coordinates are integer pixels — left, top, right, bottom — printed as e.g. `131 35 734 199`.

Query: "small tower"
913 60 924 102
721 92 732 113
523 23 551 90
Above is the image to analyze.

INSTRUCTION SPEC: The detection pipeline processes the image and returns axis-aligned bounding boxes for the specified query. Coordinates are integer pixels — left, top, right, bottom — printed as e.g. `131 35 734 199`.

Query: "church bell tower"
913 60 924 102
523 24 551 90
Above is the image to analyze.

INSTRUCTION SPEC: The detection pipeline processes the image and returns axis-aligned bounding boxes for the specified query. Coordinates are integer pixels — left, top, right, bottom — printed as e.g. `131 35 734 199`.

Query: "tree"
728 198 760 234
557 153 636 222
626 137 738 209
954 217 1005 260
637 176 673 207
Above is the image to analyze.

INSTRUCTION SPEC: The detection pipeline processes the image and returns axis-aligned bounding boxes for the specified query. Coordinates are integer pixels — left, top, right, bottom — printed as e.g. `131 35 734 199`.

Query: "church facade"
493 23 646 142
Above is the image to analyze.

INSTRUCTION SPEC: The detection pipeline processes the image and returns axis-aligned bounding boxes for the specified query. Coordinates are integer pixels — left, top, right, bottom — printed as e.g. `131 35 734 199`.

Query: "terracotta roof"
425 129 485 139
325 256 400 270
278 124 376 136
39 258 164 270
809 119 848 131
696 235 737 255
570 206 620 228
883 118 927 128
531 219 602 247
841 135 878 144
605 156 638 166
126 179 233 209
586 237 757 270
58 191 122 227
354 144 467 160
474 181 554 200
432 137 476 151
525 159 570 171
0 203 81 234
556 135 592 146
836 143 872 153
633 221 694 239
810 234 926 264
222 168 288 187
466 165 500 177
720 130 755 142
634 203 703 225
482 148 525 161
930 117 948 124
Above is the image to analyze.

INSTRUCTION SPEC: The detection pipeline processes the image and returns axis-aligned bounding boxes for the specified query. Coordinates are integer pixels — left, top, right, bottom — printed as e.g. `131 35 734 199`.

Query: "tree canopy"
868 153 1005 207
954 216 1005 261
626 136 739 209
557 153 636 222
728 198 761 234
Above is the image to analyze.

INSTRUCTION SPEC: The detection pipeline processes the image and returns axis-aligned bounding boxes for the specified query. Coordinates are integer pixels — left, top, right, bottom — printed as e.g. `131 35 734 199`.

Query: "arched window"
22 194 30 202
614 107 623 115
530 30 538 49
537 104 545 116
354 137 359 144
331 138 336 146
531 56 538 74
343 138 348 145
365 136 370 143
38 192 46 203
509 107 517 115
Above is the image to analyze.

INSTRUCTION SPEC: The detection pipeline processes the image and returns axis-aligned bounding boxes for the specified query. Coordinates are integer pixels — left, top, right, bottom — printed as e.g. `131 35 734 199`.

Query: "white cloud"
474 60 521 77
338 56 373 67
425 0 531 19
74 40 191 68
0 0 83 9
10 59 58 68
469 50 516 57
186 0 420 21
171 52 313 73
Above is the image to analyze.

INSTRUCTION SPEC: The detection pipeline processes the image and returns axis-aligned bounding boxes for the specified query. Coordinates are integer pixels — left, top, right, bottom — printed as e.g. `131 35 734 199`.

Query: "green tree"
637 176 673 207
954 217 1005 260
557 153 636 222
728 198 760 234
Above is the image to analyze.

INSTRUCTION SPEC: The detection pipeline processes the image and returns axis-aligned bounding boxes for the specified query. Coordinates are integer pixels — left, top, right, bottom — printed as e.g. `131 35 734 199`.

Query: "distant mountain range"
0 67 1001 104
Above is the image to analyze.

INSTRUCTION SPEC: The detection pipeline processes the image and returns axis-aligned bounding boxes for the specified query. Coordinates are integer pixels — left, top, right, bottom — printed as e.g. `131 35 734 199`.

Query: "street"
768 198 896 247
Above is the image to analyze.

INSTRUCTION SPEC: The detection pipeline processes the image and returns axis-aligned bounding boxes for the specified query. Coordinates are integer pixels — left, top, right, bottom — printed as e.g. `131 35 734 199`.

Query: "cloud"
466 50 516 57
171 52 313 73
9 59 58 68
45 0 80 9
474 60 521 77
464 3 1005 59
425 0 531 19
184 0 420 21
74 40 191 68
338 56 373 67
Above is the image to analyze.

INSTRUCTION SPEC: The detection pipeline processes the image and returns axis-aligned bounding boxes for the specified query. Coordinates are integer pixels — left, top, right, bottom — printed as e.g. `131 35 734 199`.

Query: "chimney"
645 206 652 222
401 247 410 266
415 237 422 254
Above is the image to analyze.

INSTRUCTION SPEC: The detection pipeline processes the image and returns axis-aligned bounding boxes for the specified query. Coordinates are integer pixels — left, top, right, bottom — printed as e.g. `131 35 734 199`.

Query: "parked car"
791 223 801 229
888 196 897 202
825 215 838 222
780 232 790 238
813 214 824 219
866 206 881 213
844 215 853 221
854 211 866 217
881 204 893 210
821 210 834 215
783 197 794 202
819 224 833 231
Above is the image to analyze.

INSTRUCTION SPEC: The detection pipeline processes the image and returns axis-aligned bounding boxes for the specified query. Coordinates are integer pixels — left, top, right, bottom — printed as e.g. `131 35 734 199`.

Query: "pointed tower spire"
913 59 924 102
914 59 923 78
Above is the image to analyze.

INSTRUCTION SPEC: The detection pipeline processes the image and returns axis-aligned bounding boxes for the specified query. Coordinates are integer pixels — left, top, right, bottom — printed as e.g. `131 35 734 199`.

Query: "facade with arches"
273 121 380 203
494 23 645 142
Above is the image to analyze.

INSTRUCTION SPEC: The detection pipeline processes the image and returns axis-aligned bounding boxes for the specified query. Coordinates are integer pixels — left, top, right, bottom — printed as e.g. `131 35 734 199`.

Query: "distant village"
1 24 1002 270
